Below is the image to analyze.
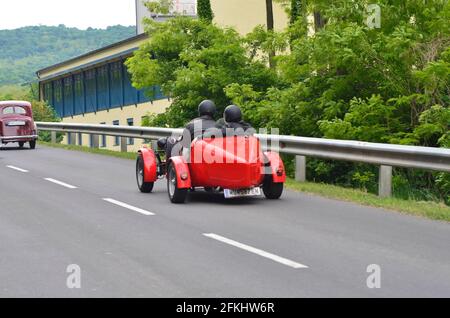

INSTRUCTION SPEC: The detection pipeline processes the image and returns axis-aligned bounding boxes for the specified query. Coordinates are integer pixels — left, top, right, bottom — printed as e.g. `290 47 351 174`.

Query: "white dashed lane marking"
44 178 78 189
6 165 29 173
203 233 309 269
103 198 155 216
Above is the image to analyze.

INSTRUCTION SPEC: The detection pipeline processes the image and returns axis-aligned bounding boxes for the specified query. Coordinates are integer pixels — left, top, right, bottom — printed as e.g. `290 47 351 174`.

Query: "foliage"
126 17 278 127
0 25 135 85
145 0 173 15
290 0 303 24
197 0 214 23
128 0 450 204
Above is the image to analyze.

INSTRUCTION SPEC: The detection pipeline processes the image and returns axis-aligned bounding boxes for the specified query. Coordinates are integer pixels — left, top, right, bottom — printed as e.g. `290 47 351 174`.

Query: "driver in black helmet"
216 105 254 136
184 100 217 142
165 100 217 158
166 100 216 158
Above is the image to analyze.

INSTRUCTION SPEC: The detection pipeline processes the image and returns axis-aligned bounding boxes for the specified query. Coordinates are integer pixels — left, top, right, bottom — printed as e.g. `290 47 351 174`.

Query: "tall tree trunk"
266 0 274 31
265 0 275 68
314 11 325 31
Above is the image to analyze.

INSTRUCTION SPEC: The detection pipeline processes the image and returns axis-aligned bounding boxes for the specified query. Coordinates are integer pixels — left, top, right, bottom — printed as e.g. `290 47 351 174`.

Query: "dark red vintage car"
136 135 286 204
0 101 38 149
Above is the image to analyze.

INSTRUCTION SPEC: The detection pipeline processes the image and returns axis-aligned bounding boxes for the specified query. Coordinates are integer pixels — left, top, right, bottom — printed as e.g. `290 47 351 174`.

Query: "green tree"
145 0 172 15
126 17 277 128
197 0 214 23
290 0 302 24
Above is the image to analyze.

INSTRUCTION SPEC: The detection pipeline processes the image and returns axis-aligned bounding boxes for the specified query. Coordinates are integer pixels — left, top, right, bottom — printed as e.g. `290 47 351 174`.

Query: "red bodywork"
139 147 158 183
0 101 38 144
153 136 286 190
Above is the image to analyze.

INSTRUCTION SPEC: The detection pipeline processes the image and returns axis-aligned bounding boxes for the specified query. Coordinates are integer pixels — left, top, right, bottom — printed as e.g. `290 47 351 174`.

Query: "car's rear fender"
264 152 286 183
138 147 158 183
168 156 192 189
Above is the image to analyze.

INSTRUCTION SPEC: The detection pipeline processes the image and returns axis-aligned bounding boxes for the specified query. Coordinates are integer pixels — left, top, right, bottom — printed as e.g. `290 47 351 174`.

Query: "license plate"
224 187 262 199
7 121 26 126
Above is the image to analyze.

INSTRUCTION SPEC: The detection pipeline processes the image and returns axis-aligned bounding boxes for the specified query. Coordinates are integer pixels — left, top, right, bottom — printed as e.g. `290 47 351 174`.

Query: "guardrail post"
295 156 307 182
67 133 75 145
379 165 393 198
120 137 127 152
90 134 99 149
51 131 57 144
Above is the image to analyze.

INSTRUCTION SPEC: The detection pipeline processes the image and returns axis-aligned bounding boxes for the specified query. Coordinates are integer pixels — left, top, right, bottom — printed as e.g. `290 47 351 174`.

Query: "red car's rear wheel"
29 140 36 149
263 176 284 200
167 162 188 204
136 154 154 193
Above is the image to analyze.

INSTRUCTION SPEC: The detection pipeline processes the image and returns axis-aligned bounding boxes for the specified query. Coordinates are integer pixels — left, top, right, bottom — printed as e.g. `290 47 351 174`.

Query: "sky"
0 0 137 30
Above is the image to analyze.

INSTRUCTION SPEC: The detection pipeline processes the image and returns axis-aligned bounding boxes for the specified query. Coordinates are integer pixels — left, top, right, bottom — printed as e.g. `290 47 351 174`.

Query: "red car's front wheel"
136 155 154 193
167 162 188 204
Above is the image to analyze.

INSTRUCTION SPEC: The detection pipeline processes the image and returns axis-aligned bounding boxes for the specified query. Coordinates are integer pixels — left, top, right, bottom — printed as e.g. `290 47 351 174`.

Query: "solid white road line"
103 198 155 216
44 178 78 189
6 165 29 173
203 233 309 269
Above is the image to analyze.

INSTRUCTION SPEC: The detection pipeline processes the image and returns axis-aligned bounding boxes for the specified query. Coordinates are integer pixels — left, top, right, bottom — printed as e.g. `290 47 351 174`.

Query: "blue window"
85 69 97 113
44 82 53 107
53 79 64 118
123 65 138 106
63 76 74 117
113 120 119 146
97 65 109 111
138 88 151 104
154 85 165 100
127 118 134 145
74 73 85 115
110 61 123 108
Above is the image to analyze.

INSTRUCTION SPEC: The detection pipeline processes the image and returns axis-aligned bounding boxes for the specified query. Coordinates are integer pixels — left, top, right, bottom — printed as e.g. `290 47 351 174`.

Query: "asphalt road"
0 143 449 298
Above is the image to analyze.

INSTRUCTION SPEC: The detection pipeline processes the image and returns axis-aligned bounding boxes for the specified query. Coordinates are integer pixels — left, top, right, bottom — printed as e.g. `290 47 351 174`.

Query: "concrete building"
212 0 289 34
37 0 289 151
37 34 170 152
136 0 197 34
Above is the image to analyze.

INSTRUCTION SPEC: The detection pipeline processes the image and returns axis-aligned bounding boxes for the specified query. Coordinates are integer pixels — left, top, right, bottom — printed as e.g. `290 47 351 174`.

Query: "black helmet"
224 105 242 123
198 100 216 117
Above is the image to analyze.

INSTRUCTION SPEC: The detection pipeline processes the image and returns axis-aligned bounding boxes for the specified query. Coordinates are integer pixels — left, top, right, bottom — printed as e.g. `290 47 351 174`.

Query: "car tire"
167 162 188 204
18 142 24 148
29 140 36 149
136 154 154 193
263 176 284 200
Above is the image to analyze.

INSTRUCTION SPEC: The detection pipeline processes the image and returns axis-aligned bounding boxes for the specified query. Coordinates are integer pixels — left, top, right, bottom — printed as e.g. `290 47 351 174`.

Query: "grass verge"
40 142 449 222
39 141 137 160
286 178 450 222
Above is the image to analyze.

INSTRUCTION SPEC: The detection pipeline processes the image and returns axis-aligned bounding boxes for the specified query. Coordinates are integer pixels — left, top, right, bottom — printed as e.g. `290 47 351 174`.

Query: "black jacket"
182 115 216 146
214 119 255 136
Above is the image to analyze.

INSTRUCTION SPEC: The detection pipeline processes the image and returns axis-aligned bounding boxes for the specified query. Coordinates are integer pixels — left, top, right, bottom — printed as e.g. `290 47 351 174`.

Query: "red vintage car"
136 135 286 203
0 101 38 149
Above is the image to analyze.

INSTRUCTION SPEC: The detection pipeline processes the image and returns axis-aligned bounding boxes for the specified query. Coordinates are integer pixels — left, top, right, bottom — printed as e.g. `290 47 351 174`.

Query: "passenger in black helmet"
216 105 254 136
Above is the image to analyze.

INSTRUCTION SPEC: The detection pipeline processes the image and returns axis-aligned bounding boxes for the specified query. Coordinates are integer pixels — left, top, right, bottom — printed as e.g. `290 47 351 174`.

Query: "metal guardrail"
36 122 450 197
